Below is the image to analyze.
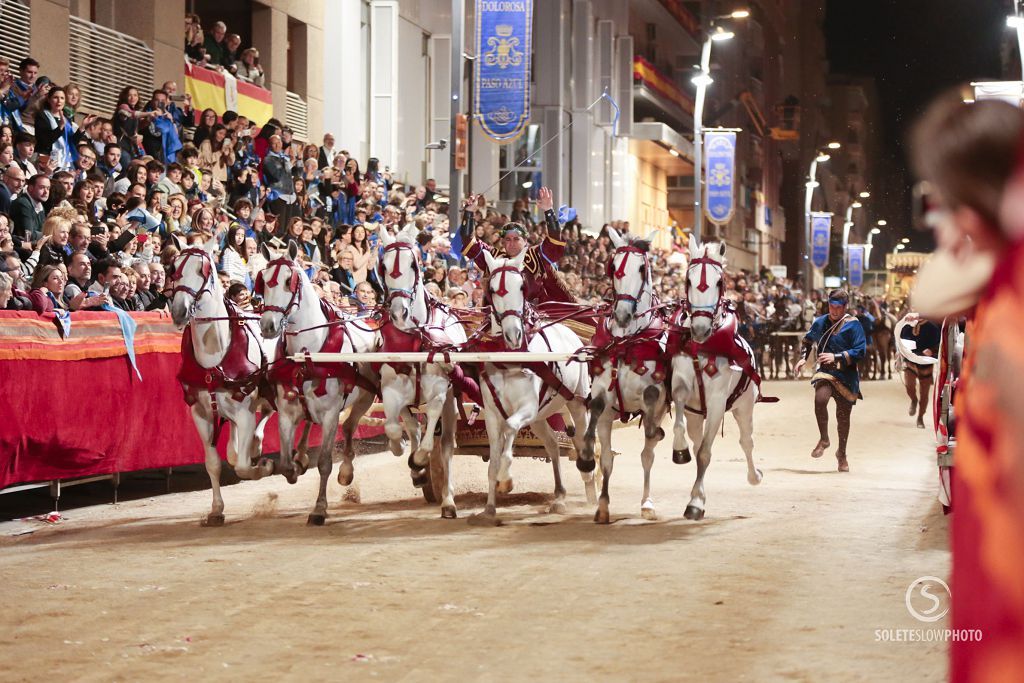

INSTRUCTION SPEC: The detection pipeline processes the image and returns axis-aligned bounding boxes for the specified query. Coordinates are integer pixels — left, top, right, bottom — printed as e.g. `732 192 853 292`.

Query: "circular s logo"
905 576 951 623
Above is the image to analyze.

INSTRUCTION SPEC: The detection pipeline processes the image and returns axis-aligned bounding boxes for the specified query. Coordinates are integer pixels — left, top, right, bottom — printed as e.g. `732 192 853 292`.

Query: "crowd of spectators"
0 23 853 335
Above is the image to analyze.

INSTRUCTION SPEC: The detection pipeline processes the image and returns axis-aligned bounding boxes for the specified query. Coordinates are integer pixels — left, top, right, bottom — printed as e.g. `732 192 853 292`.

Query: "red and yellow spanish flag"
185 62 273 126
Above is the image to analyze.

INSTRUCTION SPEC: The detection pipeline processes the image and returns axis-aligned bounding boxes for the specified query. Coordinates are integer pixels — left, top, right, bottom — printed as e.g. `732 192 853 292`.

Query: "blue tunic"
804 314 867 399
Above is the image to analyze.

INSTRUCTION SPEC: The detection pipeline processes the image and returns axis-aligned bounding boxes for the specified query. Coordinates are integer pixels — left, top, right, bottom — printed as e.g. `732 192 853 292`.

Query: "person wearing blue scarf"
34 87 78 170
794 289 866 472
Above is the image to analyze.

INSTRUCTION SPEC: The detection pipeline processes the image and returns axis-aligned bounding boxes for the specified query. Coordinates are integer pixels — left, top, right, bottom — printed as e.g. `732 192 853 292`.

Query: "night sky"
824 0 1008 251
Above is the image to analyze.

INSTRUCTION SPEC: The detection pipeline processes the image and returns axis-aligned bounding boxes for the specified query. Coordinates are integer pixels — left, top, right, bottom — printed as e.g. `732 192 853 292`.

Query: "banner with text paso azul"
705 130 736 224
810 212 833 270
475 0 533 141
848 244 865 288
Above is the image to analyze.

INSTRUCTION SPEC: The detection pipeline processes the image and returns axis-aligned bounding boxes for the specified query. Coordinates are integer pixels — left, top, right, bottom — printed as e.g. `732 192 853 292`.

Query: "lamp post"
803 145 838 297
841 198 863 282
865 226 880 269
691 9 748 244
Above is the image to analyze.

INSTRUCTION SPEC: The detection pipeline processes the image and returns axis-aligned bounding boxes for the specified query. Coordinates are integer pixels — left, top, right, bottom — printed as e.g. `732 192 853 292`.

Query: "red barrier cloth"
0 311 382 489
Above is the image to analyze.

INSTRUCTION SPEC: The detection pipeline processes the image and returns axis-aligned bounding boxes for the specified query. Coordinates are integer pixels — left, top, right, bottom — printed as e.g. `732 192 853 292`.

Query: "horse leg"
566 397 597 504
592 404 615 524
337 389 374 486
670 358 694 464
381 384 407 458
533 417 567 514
638 384 666 520
439 392 458 518
469 409 503 526
411 375 447 483
229 403 273 481
685 387 727 520
275 397 302 485
193 402 225 526
307 407 341 526
581 384 605 468
732 391 763 486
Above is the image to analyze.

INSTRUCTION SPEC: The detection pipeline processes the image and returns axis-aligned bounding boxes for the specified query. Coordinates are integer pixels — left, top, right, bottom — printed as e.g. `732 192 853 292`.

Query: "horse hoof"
576 457 596 473
548 501 567 515
468 512 502 527
306 513 326 526
496 479 514 495
565 425 575 437
641 506 658 521
749 468 764 485
441 506 457 519
683 505 705 521
672 449 691 465
411 470 429 489
202 514 225 527
284 470 299 485
594 508 610 524
337 467 354 486
481 455 490 463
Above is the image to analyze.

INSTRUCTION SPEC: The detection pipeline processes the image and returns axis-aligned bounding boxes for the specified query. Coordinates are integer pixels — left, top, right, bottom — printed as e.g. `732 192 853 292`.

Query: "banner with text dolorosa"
474 0 534 142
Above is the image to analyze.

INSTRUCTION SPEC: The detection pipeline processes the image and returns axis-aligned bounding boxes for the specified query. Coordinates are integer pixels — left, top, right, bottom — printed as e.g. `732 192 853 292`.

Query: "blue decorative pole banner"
474 0 534 142
704 130 736 225
810 212 833 270
848 244 865 288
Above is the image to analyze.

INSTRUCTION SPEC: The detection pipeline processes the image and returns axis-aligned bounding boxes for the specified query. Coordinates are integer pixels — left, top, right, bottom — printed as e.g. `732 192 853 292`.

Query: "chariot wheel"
420 441 445 504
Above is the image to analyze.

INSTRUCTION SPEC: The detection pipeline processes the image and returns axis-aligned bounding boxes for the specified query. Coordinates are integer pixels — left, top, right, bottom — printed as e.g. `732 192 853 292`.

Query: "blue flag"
102 304 142 381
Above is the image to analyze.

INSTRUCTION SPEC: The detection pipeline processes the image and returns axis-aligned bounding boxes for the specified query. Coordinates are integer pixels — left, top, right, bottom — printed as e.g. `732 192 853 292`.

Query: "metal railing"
286 90 308 142
68 15 153 115
0 0 30 67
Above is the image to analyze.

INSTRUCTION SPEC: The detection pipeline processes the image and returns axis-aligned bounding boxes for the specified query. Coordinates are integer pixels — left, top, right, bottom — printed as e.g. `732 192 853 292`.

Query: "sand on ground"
0 379 949 682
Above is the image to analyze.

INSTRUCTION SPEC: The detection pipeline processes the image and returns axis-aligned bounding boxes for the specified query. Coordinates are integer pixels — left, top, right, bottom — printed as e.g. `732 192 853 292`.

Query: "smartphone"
90 225 107 236
169 94 187 102
37 153 51 168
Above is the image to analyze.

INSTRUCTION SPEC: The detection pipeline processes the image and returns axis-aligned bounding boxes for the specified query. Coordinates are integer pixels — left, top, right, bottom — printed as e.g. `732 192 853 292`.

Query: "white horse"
583 228 670 523
376 223 465 518
170 242 277 526
471 249 595 525
670 239 763 521
257 242 381 525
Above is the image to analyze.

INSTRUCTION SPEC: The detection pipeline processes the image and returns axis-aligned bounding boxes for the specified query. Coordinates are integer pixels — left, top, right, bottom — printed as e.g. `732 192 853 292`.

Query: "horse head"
378 222 422 327
257 241 306 338
686 237 727 343
483 248 528 350
169 238 219 329
607 227 653 329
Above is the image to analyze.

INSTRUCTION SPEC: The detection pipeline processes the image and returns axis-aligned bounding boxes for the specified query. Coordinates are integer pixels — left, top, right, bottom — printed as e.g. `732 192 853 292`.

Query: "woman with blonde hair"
235 48 264 87
190 206 216 235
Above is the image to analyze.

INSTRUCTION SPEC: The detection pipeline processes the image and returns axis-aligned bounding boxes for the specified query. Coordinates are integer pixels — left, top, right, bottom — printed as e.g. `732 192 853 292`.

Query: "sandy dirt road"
0 379 949 682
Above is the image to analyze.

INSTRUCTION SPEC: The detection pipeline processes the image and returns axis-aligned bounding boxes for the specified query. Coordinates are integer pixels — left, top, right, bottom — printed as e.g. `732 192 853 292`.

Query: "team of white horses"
169 225 766 527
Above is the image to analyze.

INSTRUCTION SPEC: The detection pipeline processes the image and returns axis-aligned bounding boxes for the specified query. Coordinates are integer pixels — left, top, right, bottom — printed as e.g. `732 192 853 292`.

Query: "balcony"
633 56 695 133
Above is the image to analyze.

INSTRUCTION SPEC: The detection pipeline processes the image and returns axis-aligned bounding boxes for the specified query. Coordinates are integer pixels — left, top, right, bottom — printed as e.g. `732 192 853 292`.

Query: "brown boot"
811 439 830 459
836 454 849 472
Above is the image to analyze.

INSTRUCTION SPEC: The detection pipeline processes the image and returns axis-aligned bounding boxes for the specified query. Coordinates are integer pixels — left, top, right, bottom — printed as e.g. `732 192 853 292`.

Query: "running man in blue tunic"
793 289 867 472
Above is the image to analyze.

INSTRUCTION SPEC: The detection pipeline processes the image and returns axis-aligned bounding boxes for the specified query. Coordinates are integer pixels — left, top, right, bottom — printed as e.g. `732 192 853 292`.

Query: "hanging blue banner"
705 130 736 225
810 212 832 270
848 244 865 288
474 0 533 142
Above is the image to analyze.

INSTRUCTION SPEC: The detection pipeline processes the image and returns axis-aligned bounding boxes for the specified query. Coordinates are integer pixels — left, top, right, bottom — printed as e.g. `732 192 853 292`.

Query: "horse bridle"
686 254 725 323
381 241 424 323
168 247 215 321
610 246 650 314
259 257 303 321
489 264 528 327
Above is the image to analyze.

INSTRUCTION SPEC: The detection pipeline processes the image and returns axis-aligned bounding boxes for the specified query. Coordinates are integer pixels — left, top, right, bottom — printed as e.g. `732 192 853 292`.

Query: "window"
498 124 543 210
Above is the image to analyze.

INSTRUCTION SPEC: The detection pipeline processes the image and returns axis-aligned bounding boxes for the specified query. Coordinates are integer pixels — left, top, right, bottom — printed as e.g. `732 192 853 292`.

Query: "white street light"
816 153 831 163
871 227 881 235
804 148 832 294
691 12 747 243
521 180 533 189
894 243 906 254
827 141 842 150
877 219 888 226
669 148 680 157
1008 15 1024 28
852 201 862 208
860 191 871 198
901 237 910 243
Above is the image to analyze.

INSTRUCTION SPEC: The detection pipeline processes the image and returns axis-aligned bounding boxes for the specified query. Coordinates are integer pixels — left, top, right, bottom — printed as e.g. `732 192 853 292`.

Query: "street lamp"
877 219 887 226
804 145 838 295
893 243 906 254
841 196 865 281
865 227 881 268
860 191 871 199
691 9 749 244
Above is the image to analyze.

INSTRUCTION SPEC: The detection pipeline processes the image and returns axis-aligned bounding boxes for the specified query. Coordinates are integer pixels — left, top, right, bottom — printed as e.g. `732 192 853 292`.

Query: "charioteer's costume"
460 205 577 309
800 296 867 471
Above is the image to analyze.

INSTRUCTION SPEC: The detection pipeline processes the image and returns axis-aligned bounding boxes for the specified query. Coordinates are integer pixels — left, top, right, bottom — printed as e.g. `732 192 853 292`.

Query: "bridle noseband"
169 247 215 320
686 254 725 322
610 246 650 314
